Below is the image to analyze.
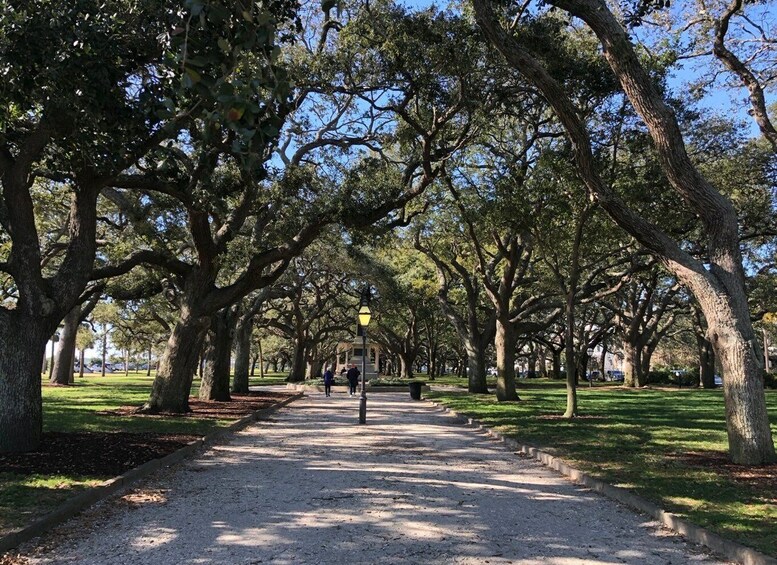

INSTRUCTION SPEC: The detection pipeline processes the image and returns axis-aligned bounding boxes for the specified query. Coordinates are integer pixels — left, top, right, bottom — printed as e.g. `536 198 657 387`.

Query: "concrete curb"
0 392 304 555
427 399 777 565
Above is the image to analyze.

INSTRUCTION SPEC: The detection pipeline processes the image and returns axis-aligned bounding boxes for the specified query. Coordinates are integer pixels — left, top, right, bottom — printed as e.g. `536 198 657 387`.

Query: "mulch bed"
0 391 294 479
668 450 777 503
101 391 293 420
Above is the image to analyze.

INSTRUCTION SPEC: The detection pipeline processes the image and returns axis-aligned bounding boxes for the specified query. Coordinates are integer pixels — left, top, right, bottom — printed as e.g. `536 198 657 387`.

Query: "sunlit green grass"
428 381 777 557
0 373 290 534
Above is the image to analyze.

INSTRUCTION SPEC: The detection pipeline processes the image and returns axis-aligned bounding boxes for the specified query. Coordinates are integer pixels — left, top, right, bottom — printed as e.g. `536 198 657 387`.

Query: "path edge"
0 392 304 555
427 399 777 565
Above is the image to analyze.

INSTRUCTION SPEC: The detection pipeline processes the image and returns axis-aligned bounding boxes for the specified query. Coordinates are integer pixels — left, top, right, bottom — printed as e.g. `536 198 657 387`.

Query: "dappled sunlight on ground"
23 391 725 564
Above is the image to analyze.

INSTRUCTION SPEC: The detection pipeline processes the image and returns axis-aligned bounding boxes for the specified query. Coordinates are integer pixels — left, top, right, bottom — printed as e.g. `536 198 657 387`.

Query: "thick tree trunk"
142 306 210 413
232 318 253 393
305 358 324 380
287 338 306 382
199 309 234 402
552 350 562 379
538 347 548 378
495 319 519 401
623 340 641 387
51 307 79 385
0 321 48 452
464 338 489 393
698 334 716 389
398 354 413 379
640 345 653 383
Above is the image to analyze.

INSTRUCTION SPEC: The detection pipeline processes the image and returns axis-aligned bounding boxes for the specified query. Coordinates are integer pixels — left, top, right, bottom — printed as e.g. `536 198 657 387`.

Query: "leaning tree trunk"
0 319 49 452
199 308 234 402
141 305 210 413
697 334 716 389
51 306 80 385
494 319 519 401
232 317 253 393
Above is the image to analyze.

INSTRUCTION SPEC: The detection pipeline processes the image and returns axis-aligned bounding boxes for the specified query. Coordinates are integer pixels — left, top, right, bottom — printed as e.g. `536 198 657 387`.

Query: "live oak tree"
472 0 776 463
415 220 497 393
260 245 355 383
608 267 684 387
0 0 198 452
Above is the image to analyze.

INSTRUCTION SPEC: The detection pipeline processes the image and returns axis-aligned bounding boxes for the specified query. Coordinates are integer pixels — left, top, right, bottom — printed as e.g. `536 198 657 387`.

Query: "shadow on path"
29 392 723 565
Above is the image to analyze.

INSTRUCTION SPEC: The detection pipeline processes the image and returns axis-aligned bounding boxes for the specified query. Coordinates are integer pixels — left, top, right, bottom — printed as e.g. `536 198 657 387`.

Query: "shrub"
764 372 777 390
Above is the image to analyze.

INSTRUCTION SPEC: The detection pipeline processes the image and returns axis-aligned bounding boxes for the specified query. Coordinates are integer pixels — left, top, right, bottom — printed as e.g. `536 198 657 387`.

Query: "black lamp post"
358 288 372 424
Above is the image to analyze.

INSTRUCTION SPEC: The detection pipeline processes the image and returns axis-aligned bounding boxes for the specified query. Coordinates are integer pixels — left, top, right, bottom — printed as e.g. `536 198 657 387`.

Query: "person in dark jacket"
346 364 360 396
323 366 335 397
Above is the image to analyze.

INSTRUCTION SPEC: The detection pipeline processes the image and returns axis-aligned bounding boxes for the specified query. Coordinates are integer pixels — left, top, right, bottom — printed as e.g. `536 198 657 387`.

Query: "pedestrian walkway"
27 391 724 564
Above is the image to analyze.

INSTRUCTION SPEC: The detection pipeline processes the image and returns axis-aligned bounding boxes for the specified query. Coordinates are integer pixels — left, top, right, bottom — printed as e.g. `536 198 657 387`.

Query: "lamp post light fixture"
358 289 372 424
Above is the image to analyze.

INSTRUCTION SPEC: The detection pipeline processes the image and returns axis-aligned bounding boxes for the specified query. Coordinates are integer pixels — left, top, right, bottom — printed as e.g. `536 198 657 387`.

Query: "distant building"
335 324 381 379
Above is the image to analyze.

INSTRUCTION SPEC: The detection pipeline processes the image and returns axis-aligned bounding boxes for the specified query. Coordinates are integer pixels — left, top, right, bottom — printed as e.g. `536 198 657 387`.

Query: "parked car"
586 370 601 382
606 370 624 382
487 367 497 376
714 374 723 387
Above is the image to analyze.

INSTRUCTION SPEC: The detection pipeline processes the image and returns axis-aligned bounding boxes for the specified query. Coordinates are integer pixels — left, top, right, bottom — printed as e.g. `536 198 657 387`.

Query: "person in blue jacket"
323 366 335 397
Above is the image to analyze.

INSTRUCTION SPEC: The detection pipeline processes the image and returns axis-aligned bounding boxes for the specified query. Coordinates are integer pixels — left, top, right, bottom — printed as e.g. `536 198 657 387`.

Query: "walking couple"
322 364 360 397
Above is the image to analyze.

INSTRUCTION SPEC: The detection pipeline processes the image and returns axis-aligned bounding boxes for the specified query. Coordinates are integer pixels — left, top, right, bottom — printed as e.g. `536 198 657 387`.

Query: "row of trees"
1 0 775 463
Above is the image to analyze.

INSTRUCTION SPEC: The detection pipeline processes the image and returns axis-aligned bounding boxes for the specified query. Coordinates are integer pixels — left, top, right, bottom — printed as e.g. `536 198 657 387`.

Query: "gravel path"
26 391 727 564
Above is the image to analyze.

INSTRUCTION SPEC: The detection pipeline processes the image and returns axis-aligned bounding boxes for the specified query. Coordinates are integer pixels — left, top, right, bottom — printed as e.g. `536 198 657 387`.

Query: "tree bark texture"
0 320 48 452
51 306 80 385
142 306 210 413
199 309 235 402
465 338 489 393
232 317 253 393
698 334 716 389
623 340 642 388
287 336 306 382
495 319 519 401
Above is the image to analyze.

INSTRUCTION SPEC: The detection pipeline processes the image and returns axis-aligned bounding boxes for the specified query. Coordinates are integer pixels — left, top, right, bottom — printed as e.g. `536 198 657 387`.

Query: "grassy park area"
428 379 777 556
0 373 290 536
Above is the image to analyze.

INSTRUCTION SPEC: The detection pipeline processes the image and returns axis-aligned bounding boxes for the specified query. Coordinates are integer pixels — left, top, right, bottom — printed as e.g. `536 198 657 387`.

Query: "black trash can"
409 381 424 400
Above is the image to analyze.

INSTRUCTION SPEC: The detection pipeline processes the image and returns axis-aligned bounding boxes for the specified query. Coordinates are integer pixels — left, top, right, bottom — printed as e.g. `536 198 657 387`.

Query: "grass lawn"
428 380 777 557
0 372 290 536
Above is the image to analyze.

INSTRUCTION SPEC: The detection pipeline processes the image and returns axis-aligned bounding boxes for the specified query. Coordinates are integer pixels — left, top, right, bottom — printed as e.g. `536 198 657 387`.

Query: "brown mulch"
101 391 292 419
0 391 294 479
668 450 777 502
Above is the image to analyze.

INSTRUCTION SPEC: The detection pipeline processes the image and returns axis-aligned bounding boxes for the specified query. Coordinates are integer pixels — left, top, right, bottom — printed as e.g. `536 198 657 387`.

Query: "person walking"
346 363 360 396
323 366 335 397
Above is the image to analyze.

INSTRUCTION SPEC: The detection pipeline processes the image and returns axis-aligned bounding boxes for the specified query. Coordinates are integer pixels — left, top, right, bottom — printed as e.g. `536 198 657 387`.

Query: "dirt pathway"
25 391 725 564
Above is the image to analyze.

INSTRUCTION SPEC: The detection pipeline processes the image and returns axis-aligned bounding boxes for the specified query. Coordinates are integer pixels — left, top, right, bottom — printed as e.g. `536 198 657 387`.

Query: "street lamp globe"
358 305 372 327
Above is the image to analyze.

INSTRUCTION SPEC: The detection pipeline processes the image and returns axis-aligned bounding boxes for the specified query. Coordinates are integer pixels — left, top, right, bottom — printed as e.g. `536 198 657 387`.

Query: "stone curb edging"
0 392 304 555
427 399 777 565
